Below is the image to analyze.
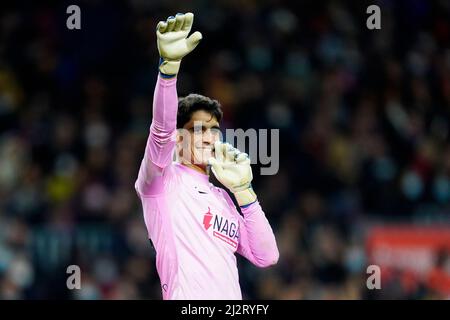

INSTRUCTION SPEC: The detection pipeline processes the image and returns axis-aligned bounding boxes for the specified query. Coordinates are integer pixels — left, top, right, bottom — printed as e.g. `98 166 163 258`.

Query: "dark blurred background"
0 0 449 299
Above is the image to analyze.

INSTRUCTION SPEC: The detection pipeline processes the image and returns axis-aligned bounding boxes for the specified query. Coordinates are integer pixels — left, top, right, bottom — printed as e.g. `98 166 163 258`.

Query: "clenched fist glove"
208 141 257 207
156 12 202 77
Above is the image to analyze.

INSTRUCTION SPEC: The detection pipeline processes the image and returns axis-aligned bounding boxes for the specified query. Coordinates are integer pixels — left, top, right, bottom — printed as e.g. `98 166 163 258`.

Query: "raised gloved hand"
208 141 257 207
156 12 202 77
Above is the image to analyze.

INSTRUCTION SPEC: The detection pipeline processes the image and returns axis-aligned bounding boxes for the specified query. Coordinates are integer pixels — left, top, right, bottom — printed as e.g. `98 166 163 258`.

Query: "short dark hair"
177 94 223 129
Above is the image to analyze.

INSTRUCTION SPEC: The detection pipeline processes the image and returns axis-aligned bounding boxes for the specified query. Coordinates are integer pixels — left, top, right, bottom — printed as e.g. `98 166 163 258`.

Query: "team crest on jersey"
202 207 239 249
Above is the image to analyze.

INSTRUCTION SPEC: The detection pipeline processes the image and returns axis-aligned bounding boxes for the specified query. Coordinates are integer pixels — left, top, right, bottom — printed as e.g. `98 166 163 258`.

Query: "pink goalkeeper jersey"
135 75 279 300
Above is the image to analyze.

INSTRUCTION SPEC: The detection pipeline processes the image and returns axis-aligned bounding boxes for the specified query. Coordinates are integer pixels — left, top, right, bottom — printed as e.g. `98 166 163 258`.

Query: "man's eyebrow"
193 124 220 129
187 123 220 131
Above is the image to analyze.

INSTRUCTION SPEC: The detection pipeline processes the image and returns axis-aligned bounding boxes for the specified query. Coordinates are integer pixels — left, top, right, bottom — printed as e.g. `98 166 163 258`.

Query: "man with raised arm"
135 12 279 300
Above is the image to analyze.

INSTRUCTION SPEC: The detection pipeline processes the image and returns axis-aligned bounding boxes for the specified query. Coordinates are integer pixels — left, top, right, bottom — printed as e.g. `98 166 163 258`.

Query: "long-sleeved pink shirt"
135 75 279 300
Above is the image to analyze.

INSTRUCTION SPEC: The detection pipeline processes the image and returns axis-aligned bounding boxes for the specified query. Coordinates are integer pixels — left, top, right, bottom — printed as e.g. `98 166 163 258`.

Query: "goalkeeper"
135 12 279 300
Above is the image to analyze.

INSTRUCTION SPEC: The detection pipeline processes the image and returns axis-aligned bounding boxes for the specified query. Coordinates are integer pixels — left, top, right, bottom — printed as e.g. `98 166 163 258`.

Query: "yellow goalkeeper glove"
156 12 202 77
208 141 257 207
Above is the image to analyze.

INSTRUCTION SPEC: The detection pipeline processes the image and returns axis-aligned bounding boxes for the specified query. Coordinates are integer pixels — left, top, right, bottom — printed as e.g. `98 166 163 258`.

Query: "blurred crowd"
0 0 449 299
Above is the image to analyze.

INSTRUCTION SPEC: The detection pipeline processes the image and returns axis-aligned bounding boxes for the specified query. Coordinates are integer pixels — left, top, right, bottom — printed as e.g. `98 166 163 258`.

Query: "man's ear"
176 129 183 143
175 130 182 159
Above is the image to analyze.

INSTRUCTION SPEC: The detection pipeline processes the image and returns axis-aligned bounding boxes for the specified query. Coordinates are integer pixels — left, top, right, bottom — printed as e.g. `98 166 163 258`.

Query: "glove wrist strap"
159 59 181 77
234 188 257 207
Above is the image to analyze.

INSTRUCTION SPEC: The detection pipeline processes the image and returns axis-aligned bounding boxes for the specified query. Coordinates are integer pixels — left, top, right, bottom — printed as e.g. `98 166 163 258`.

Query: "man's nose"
202 129 214 142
